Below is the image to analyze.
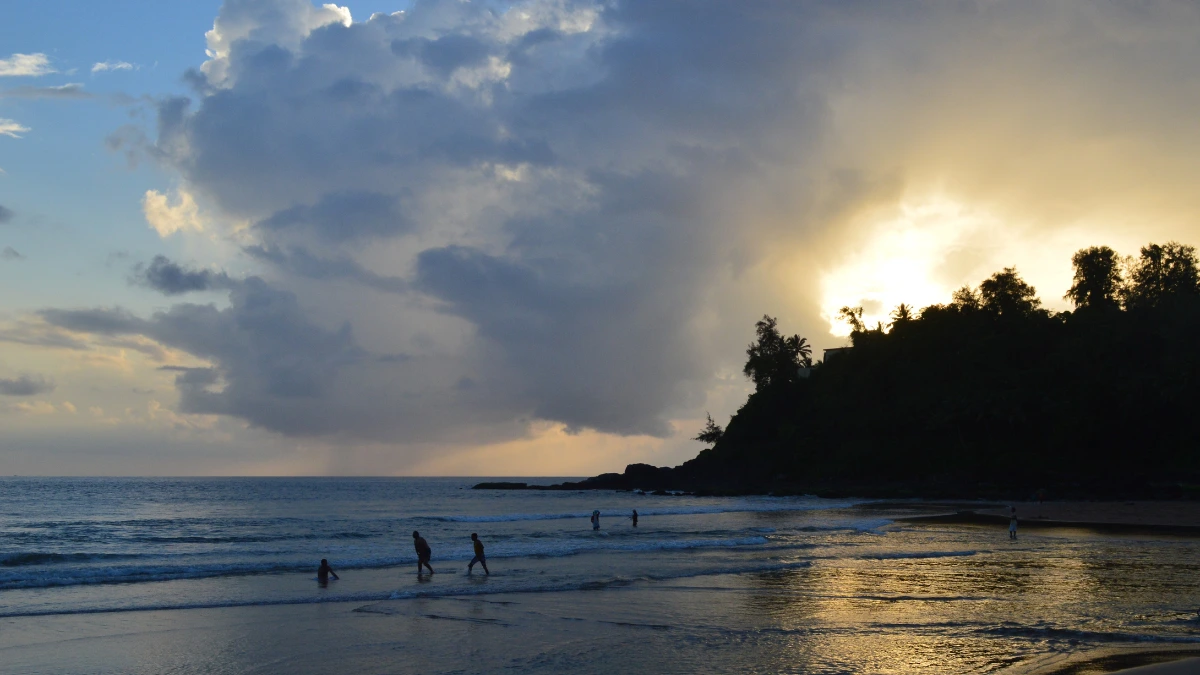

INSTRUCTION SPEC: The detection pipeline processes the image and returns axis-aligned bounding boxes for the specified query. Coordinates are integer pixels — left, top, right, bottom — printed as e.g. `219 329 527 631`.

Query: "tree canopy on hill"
578 241 1200 498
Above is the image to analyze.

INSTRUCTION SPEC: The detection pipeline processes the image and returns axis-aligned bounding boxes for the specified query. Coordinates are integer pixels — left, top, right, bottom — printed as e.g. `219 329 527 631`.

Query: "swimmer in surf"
317 558 339 584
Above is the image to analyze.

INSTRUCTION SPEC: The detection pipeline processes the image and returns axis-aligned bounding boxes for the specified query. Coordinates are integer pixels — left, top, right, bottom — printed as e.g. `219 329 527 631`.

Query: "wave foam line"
0 536 774 590
0 560 815 619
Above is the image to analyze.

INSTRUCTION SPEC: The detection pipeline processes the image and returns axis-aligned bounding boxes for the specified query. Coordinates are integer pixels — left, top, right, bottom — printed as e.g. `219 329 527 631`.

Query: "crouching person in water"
317 558 339 585
468 533 489 575
413 531 434 574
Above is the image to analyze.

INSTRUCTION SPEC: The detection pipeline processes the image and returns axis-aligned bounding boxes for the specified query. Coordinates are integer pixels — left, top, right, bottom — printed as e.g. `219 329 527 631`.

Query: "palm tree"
890 303 913 323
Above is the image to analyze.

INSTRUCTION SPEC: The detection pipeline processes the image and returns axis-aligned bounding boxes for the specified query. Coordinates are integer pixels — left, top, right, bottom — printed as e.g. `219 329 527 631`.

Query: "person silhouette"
468 533 489 575
631 509 638 528
317 558 339 585
413 531 434 574
591 510 601 530
1008 507 1018 540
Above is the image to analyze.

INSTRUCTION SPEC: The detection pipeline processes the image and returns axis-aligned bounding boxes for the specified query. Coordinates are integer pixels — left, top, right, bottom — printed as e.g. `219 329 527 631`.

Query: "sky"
2 0 1199 476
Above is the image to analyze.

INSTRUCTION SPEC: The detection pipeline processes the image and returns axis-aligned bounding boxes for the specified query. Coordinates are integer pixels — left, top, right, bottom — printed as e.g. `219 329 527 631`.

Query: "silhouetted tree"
891 303 913 324
950 285 981 312
1066 246 1122 309
694 413 724 445
1121 242 1200 309
837 306 865 333
743 315 812 391
979 267 1042 317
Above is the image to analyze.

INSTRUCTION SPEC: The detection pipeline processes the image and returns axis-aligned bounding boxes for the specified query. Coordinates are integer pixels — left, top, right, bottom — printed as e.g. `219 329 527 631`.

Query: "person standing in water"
631 509 638 528
413 531 434 574
468 533 489 575
591 510 601 530
317 558 339 584
1008 507 1018 540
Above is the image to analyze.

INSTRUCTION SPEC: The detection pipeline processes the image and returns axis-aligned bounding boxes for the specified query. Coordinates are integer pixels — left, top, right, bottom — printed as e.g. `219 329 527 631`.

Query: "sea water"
1 477 1198 673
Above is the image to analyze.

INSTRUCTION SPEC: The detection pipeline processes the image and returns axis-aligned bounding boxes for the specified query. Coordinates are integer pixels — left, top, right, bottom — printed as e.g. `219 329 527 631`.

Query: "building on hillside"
823 347 852 362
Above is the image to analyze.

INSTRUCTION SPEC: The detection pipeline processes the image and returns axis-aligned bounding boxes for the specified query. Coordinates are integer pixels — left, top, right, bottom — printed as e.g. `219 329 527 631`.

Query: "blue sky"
2 1 1199 476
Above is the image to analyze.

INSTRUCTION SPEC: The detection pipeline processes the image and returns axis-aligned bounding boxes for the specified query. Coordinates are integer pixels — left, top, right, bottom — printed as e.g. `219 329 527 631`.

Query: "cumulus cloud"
92 61 135 73
44 0 1200 455
0 53 54 77
0 374 56 396
0 119 30 138
142 189 204 236
0 83 91 99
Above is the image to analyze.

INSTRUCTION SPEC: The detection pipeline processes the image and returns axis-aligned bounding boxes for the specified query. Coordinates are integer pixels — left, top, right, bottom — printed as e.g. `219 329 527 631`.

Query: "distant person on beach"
591 510 601 530
413 531 434 574
317 558 339 584
631 509 638 527
468 533 489 575
1009 507 1018 540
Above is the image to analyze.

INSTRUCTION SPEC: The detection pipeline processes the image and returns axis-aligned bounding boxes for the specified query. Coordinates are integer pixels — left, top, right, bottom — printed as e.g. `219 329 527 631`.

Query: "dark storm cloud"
256 191 411 242
0 374 55 396
391 34 492 78
244 244 407 293
55 0 1197 447
134 255 239 295
42 277 370 435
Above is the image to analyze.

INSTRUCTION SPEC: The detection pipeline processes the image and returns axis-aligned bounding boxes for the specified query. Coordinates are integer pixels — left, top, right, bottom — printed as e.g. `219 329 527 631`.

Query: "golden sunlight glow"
820 200 1006 337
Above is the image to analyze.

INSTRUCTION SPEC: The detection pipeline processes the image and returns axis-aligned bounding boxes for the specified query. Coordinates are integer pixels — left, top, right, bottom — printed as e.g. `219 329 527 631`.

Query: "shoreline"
897 500 1200 535
1034 651 1200 675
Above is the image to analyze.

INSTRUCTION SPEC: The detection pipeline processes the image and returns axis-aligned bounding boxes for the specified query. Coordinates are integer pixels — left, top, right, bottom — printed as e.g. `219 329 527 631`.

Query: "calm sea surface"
1 478 1197 673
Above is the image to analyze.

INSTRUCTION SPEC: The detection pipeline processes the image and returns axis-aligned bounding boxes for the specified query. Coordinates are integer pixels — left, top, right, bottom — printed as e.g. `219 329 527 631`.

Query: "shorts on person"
469 554 486 567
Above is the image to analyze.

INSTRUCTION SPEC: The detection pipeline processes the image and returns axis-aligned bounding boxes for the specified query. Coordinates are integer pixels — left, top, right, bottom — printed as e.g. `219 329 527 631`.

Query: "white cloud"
142 189 204 237
91 60 136 73
0 53 54 77
0 118 30 138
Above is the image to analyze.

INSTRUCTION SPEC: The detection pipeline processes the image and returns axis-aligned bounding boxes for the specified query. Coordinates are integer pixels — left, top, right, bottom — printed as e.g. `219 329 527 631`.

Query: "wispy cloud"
0 119 29 138
2 246 24 261
92 60 135 74
0 83 91 99
0 53 54 77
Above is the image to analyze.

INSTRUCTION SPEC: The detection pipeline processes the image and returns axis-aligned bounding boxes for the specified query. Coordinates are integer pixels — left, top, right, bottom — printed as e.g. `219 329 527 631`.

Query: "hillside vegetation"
569 243 1200 498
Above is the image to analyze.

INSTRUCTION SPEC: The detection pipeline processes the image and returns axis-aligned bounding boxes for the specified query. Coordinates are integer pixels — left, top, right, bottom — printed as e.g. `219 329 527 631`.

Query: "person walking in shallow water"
1009 507 1018 540
631 509 638 528
468 533 489 575
317 558 339 585
413 531 434 574
591 510 601 530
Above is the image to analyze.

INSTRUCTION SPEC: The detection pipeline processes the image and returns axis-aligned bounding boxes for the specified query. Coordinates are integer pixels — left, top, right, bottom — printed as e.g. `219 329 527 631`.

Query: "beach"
2 479 1198 674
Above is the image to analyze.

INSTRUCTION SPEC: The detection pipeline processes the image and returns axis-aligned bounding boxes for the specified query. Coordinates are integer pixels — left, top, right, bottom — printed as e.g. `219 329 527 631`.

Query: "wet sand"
984 502 1200 529
901 501 1200 534
1114 658 1200 674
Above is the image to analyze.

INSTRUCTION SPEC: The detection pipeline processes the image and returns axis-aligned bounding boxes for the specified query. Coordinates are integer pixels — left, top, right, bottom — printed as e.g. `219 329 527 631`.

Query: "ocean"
1 477 1198 674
